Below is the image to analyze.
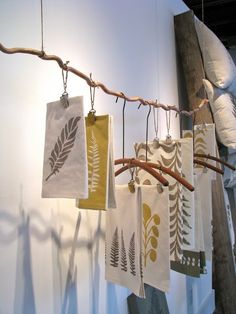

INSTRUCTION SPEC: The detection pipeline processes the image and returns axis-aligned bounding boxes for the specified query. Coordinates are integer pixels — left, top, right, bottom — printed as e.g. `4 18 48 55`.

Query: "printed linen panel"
78 115 116 210
141 185 170 292
171 250 206 277
183 124 216 180
171 174 208 276
105 185 144 298
179 138 195 250
42 96 88 198
135 140 183 262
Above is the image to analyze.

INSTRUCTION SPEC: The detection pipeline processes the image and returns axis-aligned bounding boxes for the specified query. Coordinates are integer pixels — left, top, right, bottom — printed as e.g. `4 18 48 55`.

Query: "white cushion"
195 18 236 89
203 79 236 148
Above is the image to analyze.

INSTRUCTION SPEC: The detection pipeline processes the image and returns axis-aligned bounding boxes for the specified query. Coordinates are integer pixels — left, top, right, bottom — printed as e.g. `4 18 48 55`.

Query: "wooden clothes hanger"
115 158 195 191
194 153 236 171
115 158 169 187
193 159 224 174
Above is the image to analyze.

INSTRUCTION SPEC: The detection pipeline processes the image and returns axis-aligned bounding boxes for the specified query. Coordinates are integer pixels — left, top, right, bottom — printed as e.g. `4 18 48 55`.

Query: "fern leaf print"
120 230 127 272
129 232 136 276
46 116 80 181
110 227 119 267
161 142 183 261
87 130 100 193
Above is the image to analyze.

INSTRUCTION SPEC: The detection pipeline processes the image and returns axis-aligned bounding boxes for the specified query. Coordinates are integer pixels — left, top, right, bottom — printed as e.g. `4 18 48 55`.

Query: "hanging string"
40 0 44 53
122 99 126 164
146 106 151 162
153 104 159 140
165 110 171 139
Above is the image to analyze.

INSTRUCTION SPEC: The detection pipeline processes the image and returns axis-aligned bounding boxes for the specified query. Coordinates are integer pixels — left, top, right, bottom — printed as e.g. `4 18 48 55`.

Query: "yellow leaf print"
142 203 160 267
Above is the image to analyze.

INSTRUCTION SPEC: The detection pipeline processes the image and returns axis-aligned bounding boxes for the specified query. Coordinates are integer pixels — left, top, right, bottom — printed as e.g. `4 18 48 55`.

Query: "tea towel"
141 185 170 292
197 171 213 261
105 185 144 297
78 115 116 210
42 96 88 198
183 124 216 180
135 140 183 261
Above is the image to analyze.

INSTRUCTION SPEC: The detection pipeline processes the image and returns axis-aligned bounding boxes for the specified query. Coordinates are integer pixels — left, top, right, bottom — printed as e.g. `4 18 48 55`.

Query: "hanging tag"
60 93 69 108
87 111 96 125
153 137 159 149
166 134 172 144
128 180 135 193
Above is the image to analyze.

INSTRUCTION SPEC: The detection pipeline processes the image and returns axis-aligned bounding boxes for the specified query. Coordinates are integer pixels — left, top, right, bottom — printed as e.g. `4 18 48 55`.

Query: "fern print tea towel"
78 115 116 210
180 138 195 250
141 185 170 292
135 140 183 262
42 96 88 198
105 185 144 297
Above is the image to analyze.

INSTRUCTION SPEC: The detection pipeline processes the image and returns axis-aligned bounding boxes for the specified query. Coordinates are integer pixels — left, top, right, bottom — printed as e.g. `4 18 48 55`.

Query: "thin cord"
166 110 171 137
40 0 44 52
122 100 126 164
153 105 159 139
146 106 151 162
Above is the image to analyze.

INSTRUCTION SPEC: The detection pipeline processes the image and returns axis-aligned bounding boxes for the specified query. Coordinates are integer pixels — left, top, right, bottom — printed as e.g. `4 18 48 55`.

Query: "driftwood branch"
0 42 209 116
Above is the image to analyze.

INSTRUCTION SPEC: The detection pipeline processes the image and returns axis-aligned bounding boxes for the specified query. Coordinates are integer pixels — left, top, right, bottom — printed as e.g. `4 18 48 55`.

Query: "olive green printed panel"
171 250 202 277
79 115 109 209
142 203 160 267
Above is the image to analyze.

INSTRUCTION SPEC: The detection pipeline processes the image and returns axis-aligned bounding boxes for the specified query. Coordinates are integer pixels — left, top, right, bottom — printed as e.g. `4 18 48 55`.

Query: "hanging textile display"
135 140 183 262
105 185 144 298
141 185 170 292
184 124 216 179
171 174 207 277
42 96 88 198
78 115 116 210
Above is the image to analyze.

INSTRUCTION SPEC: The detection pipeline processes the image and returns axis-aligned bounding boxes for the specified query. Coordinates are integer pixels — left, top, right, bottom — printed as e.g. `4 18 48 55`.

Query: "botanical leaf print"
160 142 183 261
129 232 136 276
46 116 80 181
87 130 100 193
142 203 160 267
120 230 127 272
184 129 207 168
110 227 119 267
182 193 191 246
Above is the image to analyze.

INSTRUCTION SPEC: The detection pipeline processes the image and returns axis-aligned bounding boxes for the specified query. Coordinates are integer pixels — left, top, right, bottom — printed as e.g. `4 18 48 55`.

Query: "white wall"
0 1 201 313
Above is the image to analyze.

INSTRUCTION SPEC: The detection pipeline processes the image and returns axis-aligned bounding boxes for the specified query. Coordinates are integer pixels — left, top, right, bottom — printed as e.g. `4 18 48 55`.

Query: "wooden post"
174 10 236 313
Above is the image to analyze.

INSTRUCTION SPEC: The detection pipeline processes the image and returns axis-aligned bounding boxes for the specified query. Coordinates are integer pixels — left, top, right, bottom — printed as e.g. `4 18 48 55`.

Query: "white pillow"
195 18 236 89
203 79 236 148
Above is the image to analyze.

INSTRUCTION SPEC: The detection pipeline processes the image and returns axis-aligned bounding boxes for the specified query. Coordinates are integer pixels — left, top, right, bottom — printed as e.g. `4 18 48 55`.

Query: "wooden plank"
174 10 236 314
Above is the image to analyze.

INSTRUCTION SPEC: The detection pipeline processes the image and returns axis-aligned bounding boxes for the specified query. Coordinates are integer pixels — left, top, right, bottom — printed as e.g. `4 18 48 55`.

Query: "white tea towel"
135 140 183 261
197 171 213 260
78 115 116 210
180 138 195 250
105 185 144 297
141 185 170 292
42 96 88 198
183 124 216 180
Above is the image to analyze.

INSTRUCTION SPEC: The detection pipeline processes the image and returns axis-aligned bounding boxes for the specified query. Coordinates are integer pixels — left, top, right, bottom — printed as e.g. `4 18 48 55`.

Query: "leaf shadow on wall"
86 211 102 314
0 197 36 314
0 203 105 314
